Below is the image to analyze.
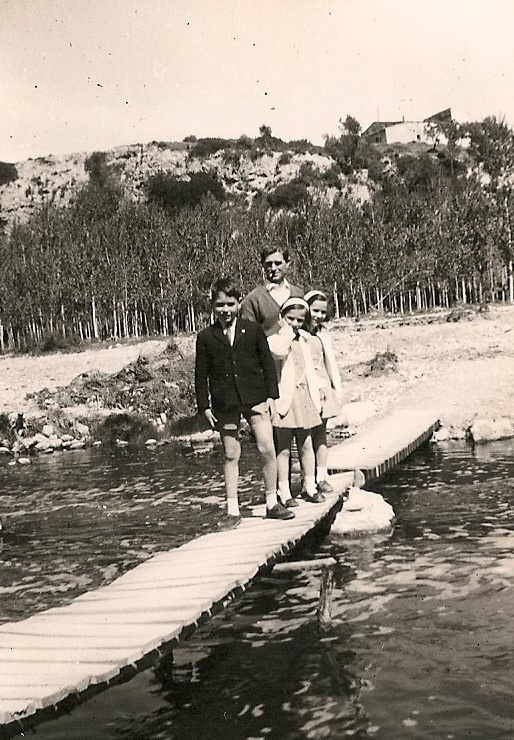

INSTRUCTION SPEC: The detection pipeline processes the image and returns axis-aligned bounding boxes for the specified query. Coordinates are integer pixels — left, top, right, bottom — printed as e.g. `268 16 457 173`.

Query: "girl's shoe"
317 479 333 494
302 491 325 504
216 514 242 530
266 503 295 520
281 497 299 508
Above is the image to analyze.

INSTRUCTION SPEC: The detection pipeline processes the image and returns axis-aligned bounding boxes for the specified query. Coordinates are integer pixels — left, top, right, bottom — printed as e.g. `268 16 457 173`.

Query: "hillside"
0 138 375 227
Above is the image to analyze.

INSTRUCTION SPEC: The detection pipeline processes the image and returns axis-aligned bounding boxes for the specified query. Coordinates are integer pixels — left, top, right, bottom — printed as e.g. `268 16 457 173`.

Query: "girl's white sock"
277 481 292 502
316 466 328 483
304 476 317 495
227 497 240 517
266 490 278 509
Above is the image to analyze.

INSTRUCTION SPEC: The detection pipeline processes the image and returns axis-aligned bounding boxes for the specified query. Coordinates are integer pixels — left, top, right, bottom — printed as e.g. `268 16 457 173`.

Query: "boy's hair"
210 277 242 301
260 244 290 264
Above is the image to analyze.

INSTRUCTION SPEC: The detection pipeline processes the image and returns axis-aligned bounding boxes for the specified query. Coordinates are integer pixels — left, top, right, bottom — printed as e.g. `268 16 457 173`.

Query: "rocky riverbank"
2 304 514 461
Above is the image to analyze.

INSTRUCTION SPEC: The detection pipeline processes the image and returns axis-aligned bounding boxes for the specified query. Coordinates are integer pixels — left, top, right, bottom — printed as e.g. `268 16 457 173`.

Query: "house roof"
361 121 402 137
424 108 453 124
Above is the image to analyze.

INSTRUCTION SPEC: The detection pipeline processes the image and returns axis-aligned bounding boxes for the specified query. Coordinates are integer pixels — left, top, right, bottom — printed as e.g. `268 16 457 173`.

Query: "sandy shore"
329 304 514 428
1 306 514 429
0 339 168 416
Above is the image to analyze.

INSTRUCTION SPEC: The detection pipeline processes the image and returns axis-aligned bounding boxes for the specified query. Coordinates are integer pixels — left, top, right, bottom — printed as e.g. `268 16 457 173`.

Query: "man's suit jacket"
195 317 279 414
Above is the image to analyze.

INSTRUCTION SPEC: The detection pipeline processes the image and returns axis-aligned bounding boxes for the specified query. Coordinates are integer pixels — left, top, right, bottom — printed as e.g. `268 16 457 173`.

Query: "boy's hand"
266 398 278 424
204 408 218 429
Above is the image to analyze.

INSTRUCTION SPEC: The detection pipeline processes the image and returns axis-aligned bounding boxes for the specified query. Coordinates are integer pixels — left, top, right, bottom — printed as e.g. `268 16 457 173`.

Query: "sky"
1 0 514 162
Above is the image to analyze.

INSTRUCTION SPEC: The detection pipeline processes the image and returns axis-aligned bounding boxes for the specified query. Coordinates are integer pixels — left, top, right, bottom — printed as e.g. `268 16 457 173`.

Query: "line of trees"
1 117 514 351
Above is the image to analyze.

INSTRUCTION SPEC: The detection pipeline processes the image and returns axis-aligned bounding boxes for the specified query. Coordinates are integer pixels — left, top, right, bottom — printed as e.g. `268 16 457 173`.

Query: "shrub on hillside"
321 162 343 188
84 151 111 188
236 135 254 149
436 150 467 178
287 139 322 155
267 179 309 208
146 171 225 210
396 153 451 193
0 162 18 186
189 138 234 158
353 141 384 182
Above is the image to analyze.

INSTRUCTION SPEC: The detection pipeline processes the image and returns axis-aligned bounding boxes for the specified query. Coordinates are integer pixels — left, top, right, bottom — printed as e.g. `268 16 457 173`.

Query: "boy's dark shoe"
302 491 325 504
216 514 242 531
266 504 295 520
317 479 333 494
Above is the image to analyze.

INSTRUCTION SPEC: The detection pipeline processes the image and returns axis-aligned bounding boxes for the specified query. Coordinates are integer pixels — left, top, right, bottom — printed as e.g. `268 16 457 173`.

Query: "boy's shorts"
215 402 269 432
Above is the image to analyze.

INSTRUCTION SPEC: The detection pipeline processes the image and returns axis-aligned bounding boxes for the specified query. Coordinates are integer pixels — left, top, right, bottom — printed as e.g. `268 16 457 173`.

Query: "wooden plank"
327 409 438 479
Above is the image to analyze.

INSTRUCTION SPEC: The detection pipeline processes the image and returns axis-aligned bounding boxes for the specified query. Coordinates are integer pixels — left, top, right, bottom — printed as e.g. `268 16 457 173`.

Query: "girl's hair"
304 290 328 306
280 297 309 316
210 277 242 301
303 290 330 332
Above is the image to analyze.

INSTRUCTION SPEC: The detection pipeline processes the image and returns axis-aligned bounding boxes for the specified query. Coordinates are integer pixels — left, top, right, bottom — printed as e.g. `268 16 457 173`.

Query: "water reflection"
0 446 262 622
5 440 514 739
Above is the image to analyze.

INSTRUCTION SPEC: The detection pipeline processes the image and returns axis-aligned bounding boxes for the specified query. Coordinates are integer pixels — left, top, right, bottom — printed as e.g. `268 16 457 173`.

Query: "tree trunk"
359 282 367 314
505 196 514 303
189 302 197 333
112 299 118 340
333 283 340 320
415 282 422 310
91 296 99 340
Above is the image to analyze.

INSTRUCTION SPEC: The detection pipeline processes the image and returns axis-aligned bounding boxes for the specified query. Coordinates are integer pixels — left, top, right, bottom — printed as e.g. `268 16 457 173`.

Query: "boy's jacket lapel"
211 322 231 346
232 319 247 347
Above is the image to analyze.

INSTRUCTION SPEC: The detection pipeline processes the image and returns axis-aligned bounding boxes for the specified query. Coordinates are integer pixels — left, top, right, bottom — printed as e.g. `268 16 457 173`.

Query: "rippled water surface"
3 440 514 740
0 445 264 622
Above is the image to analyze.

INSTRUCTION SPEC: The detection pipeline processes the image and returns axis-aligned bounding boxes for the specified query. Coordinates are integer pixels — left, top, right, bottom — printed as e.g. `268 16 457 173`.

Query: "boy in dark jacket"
195 277 295 528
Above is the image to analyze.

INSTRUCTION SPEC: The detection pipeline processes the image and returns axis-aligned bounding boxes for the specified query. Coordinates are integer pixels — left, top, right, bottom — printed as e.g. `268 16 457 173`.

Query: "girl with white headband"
304 290 343 494
267 297 325 506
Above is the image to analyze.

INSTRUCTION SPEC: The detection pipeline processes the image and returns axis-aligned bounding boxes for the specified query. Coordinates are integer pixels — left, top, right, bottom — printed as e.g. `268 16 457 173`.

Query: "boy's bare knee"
224 449 240 464
256 440 275 460
222 431 241 463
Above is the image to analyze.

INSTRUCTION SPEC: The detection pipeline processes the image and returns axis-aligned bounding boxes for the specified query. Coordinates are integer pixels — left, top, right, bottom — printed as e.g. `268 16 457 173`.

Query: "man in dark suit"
195 277 295 528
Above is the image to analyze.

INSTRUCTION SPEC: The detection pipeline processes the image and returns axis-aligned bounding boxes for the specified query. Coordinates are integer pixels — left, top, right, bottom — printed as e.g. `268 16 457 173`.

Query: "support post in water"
273 557 337 631
316 562 335 631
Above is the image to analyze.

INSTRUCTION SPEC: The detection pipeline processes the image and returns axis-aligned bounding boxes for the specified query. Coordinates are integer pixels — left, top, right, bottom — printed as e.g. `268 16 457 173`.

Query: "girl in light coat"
304 290 343 493
268 297 325 507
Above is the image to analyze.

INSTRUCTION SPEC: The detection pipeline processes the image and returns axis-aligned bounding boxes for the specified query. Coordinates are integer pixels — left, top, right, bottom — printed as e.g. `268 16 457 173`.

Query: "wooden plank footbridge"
0 409 438 737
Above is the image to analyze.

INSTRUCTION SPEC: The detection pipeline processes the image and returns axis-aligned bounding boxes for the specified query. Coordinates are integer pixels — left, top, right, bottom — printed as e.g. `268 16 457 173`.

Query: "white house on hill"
361 107 471 146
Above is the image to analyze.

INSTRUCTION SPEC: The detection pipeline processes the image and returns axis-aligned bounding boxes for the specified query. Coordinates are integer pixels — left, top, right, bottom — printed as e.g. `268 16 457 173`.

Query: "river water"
2 439 514 740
